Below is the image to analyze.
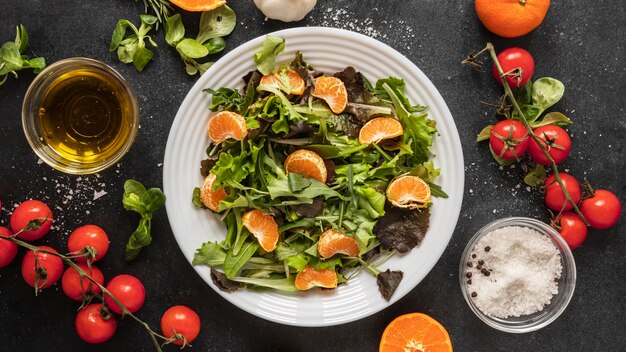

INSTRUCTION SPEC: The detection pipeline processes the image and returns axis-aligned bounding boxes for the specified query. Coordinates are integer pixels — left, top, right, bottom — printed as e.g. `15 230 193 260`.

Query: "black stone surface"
1 1 625 351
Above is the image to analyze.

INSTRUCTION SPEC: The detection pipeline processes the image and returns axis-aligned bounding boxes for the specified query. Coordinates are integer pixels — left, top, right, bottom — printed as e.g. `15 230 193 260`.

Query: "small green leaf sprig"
109 14 159 72
122 179 166 261
0 24 46 86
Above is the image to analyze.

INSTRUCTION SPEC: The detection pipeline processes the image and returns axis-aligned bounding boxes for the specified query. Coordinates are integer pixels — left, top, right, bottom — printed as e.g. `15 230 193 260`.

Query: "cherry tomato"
67 225 110 262
528 125 572 165
75 303 117 344
62 263 104 301
492 47 535 88
21 246 64 289
0 227 18 268
555 212 588 250
489 120 529 160
161 305 201 346
544 173 581 211
10 200 54 241
580 190 622 229
104 274 146 314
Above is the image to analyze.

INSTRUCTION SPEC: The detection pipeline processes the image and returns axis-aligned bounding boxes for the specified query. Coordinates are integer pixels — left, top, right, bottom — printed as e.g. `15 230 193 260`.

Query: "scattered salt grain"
93 190 108 201
465 226 562 318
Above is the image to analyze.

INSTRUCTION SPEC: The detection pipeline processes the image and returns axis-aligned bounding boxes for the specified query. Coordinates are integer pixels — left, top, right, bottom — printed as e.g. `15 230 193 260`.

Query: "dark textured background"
1 1 625 351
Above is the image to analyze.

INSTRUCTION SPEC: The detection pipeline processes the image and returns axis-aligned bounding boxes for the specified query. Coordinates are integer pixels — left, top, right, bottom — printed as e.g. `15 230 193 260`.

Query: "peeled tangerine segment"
294 266 338 290
358 117 404 145
242 209 279 252
311 76 348 114
260 69 305 95
386 175 431 209
317 229 360 259
283 149 328 183
200 173 227 212
207 111 248 143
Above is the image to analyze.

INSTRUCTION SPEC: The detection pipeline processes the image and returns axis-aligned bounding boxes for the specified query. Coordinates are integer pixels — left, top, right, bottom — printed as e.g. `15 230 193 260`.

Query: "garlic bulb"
253 0 317 22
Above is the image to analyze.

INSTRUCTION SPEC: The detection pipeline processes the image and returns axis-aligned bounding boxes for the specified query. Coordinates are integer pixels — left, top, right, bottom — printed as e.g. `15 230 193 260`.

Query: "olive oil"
38 69 136 165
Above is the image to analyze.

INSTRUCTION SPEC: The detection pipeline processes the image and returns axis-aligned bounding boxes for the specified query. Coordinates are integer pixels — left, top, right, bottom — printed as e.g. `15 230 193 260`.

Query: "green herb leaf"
125 217 151 261
520 104 542 124
165 14 185 45
254 35 285 75
132 46 154 72
140 13 158 26
193 241 227 266
512 81 533 106
476 125 493 142
176 38 209 59
374 77 426 113
524 164 547 187
204 37 226 54
196 5 237 44
230 276 297 291
109 20 136 52
488 144 515 166
224 241 259 279
288 173 311 192
15 24 28 53
532 77 565 113
532 111 573 129
122 179 166 261
0 42 23 75
192 187 205 208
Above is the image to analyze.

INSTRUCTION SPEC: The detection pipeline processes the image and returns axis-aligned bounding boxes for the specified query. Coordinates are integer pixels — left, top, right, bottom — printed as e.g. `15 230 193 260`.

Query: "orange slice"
169 0 225 12
317 229 360 259
200 173 227 212
294 266 338 290
260 69 305 95
358 117 404 145
207 111 248 143
386 176 431 209
284 149 328 183
311 76 348 114
242 209 279 252
380 313 453 352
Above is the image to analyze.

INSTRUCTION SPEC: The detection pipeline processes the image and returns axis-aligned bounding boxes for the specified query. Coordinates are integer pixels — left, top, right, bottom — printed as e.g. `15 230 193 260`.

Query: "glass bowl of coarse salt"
459 217 576 333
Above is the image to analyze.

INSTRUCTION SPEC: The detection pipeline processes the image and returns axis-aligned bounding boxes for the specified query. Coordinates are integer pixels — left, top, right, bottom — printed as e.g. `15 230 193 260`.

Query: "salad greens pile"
192 36 446 300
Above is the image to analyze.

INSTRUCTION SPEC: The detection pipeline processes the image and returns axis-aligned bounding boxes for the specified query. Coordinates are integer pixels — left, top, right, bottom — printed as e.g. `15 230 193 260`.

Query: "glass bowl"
22 58 138 175
459 217 576 333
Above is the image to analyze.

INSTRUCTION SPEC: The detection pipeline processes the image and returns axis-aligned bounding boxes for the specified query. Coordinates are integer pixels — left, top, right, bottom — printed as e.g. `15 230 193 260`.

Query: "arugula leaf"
224 241 259 279
0 25 46 86
122 179 166 261
193 241 227 266
254 35 285 75
203 87 244 112
267 174 343 200
375 77 426 113
230 276 297 291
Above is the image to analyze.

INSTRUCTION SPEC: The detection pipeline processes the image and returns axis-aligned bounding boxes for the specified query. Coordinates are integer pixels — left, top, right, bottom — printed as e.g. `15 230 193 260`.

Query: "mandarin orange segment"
200 173 227 212
311 76 348 114
379 313 453 352
260 69 305 95
242 209 279 252
169 0 225 12
283 149 328 183
317 229 360 259
207 111 248 143
386 176 431 209
475 0 550 38
358 117 404 145
294 266 338 290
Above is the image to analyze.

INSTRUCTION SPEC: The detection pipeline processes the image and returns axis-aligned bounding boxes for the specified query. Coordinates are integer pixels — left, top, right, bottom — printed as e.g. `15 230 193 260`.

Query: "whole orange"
475 0 551 38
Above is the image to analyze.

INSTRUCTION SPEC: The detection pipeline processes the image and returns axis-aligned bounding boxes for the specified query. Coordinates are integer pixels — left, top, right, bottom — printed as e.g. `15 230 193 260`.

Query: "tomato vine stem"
467 43 589 225
0 234 180 351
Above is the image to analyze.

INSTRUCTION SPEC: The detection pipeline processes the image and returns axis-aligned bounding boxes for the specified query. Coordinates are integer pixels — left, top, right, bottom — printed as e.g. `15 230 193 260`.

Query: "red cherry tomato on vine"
75 303 117 344
62 263 104 301
0 227 18 268
489 120 529 160
68 225 110 262
528 125 572 165
544 173 581 212
492 47 535 88
161 305 201 346
555 212 588 250
104 274 146 314
580 190 622 229
21 246 64 289
10 200 54 241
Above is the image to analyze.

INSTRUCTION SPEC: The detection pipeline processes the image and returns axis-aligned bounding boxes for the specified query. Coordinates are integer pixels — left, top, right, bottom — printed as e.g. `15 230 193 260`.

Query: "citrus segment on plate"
358 117 404 145
379 313 453 352
242 209 279 252
317 229 360 259
294 266 338 290
311 76 348 114
260 69 305 95
200 173 227 212
283 149 328 183
386 176 431 209
169 0 226 12
207 111 248 143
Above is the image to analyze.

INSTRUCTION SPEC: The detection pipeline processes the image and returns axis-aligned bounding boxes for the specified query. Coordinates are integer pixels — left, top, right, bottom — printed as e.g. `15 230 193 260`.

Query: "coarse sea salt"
465 226 562 318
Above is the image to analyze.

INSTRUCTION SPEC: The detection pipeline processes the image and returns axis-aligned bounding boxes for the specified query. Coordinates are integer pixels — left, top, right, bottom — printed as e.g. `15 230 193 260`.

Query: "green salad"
191 36 446 300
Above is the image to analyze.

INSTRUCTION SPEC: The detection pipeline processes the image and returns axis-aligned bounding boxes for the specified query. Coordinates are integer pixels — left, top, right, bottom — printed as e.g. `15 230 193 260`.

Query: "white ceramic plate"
164 27 464 327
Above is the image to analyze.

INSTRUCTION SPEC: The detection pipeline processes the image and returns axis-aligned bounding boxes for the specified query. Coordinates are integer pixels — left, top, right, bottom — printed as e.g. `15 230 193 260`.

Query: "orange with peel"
294 266 338 290
379 313 453 352
200 173 227 212
242 209 279 252
358 117 404 145
207 111 248 143
284 149 328 183
386 176 431 209
475 0 551 38
169 0 225 12
260 69 305 95
317 229 360 259
311 76 348 114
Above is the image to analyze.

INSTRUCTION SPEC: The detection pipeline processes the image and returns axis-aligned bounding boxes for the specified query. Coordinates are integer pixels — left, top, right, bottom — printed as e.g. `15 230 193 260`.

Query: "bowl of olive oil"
22 58 138 174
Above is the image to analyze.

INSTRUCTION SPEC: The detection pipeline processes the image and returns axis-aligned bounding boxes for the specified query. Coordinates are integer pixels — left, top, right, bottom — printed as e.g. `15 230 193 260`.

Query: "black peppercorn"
472 254 476 259
478 259 484 265
471 292 477 297
466 272 472 278
476 264 483 270
467 279 472 285
485 246 491 252
467 261 473 267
